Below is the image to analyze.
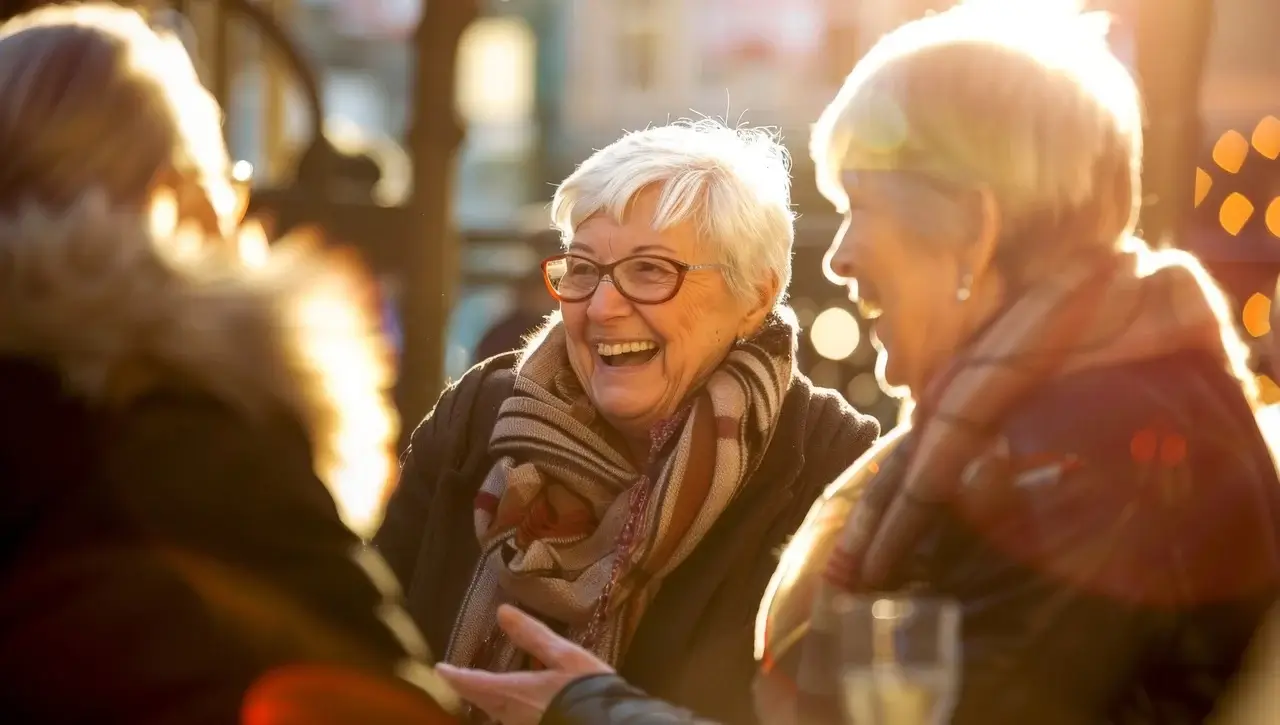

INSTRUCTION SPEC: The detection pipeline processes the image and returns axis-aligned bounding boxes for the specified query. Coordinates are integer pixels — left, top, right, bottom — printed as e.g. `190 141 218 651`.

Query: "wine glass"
834 595 961 725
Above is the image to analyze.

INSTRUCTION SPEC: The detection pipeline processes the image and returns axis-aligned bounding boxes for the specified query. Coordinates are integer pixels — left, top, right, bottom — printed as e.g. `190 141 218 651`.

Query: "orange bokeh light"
1242 293 1272 338
1213 130 1249 174
1254 115 1280 160
1130 428 1158 464
1267 197 1280 238
1194 167 1212 208
1159 433 1187 467
1220 193 1255 236
1257 376 1280 406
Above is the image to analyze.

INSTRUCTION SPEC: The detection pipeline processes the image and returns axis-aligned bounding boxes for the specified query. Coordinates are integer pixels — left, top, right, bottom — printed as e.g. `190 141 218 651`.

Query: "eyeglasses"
541 253 723 304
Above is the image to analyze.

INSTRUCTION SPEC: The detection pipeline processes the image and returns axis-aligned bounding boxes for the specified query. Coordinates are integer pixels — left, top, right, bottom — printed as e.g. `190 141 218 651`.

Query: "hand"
435 604 614 725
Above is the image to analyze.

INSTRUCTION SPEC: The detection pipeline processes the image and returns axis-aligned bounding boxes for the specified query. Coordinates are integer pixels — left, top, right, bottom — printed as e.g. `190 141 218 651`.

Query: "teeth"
596 340 658 356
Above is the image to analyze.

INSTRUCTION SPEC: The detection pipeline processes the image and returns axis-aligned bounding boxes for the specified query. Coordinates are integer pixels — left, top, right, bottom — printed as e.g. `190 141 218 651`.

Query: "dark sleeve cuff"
542 673 709 725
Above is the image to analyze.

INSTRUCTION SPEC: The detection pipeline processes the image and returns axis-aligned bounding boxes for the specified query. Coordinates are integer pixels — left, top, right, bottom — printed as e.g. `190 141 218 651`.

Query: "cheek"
560 304 591 354
644 289 738 361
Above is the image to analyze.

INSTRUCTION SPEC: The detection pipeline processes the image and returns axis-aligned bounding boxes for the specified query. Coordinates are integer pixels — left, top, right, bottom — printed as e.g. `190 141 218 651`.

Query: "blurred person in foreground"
375 119 880 724
0 5 457 723
434 2 1280 723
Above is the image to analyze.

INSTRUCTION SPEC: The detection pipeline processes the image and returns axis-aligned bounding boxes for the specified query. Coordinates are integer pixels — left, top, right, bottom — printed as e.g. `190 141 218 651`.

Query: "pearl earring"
956 272 974 302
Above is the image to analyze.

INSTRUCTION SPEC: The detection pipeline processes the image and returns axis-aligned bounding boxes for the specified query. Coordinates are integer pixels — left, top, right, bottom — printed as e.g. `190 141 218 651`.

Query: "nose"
823 215 856 285
585 276 632 322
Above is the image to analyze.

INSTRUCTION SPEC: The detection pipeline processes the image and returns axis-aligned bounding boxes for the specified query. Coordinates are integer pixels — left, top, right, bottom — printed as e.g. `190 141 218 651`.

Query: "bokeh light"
809 360 842 389
810 306 861 360
1220 192 1255 236
1253 115 1280 161
1212 130 1250 174
846 372 881 408
1266 197 1280 238
1194 167 1212 207
1242 293 1272 338
792 296 817 328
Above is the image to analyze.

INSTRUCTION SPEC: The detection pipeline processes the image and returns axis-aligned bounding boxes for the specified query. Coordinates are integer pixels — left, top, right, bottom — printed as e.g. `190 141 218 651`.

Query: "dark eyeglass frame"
540 253 722 305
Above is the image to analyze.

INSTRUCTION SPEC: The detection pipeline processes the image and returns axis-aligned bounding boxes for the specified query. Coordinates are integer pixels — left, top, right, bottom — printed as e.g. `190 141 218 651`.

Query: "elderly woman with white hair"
374 119 880 724
428 3 1280 725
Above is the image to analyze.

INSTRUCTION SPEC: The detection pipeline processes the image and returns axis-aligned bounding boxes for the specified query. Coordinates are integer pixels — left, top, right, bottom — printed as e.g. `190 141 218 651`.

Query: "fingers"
434 664 511 718
495 604 608 672
436 663 590 725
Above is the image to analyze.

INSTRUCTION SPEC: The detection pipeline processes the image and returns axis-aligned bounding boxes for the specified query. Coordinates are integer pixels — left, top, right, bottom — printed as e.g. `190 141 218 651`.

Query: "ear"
964 187 1002 281
738 272 780 339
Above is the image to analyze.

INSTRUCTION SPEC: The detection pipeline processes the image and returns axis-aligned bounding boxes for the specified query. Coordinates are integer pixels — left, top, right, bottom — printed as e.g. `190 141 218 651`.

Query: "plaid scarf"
754 241 1255 724
446 309 797 673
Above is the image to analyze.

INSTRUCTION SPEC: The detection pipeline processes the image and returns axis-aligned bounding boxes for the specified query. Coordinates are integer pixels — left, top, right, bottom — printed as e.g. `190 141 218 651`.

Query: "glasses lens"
545 256 599 299
615 256 682 302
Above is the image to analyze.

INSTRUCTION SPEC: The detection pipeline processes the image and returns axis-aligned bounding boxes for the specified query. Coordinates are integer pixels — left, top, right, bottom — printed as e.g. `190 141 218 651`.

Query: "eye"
566 259 597 276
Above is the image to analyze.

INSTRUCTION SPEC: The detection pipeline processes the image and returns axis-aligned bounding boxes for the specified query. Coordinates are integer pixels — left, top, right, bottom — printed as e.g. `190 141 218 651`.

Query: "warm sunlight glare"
237 221 270 268
1257 376 1280 406
232 160 254 183
148 188 178 239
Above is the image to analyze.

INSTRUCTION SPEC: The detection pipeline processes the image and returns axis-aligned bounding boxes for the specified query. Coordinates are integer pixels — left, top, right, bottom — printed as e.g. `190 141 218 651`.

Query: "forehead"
839 169 977 241
568 189 699 259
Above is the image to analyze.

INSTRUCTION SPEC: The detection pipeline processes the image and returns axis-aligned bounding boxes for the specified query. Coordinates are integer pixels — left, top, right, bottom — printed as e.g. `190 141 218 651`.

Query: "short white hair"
811 0 1142 267
550 119 795 307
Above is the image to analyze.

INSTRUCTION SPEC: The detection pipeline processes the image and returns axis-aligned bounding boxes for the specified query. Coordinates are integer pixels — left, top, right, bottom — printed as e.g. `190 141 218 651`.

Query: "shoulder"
416 352 517 431
770 374 882 523
1002 350 1265 464
784 372 881 451
975 351 1280 604
404 351 519 468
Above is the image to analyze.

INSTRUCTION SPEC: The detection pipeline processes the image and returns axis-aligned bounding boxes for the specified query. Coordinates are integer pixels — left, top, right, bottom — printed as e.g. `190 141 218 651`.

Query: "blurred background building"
190 0 1278 428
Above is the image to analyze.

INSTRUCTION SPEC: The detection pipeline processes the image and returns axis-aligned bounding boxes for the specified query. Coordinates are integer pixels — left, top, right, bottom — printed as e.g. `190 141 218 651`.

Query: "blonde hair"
811 0 1142 272
551 119 795 307
0 3 232 226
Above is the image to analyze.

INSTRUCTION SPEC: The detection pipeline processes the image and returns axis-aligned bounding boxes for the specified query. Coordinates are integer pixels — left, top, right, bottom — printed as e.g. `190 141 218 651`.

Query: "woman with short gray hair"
430 3 1280 724
376 119 880 724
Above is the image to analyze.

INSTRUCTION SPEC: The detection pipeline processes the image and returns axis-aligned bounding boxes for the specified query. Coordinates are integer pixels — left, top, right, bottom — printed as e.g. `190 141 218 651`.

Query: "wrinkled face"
560 188 754 441
824 170 993 395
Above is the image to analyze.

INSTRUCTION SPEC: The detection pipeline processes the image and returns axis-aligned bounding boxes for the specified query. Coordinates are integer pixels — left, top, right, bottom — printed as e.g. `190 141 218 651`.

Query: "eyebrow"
565 242 679 257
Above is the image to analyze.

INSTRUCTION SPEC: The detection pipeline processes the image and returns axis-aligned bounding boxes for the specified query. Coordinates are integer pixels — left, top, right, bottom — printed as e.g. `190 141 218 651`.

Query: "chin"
874 352 913 399
588 384 656 425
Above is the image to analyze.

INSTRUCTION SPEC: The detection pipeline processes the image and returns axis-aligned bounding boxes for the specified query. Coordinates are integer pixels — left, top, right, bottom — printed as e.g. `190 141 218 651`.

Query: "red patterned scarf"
446 309 798 672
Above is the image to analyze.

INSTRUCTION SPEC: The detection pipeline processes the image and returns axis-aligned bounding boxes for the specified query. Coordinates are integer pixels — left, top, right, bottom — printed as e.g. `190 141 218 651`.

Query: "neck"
624 436 650 465
918 273 1007 397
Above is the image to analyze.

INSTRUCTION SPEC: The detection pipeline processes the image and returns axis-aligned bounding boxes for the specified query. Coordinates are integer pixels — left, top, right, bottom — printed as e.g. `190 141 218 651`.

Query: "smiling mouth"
848 278 883 320
597 340 660 367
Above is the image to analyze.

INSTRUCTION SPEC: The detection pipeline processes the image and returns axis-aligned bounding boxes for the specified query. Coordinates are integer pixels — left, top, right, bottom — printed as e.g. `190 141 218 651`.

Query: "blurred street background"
151 0 1278 433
